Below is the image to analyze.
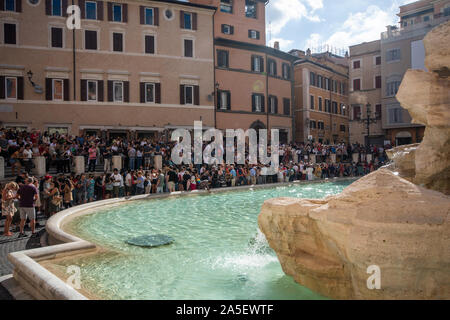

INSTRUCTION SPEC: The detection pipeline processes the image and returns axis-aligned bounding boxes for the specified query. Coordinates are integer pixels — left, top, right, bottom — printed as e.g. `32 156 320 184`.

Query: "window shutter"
230 26 234 34
97 1 103 20
16 77 23 99
45 0 51 15
155 83 161 103
216 90 221 109
15 0 21 12
98 80 104 101
62 0 67 16
46 78 53 100
124 81 129 102
256 31 260 40
140 6 144 24
0 0 4 10
226 91 231 110
248 30 251 38
275 97 278 114
192 13 197 30
154 7 159 26
80 80 87 101
140 83 145 102
260 57 264 72
63 79 69 101
122 4 127 22
107 80 113 102
251 56 255 71
194 85 199 105
180 10 184 28
0 76 5 99
180 85 185 104
107 2 112 21
221 24 225 33
261 95 265 112
268 96 271 113
251 95 255 112
79 0 85 19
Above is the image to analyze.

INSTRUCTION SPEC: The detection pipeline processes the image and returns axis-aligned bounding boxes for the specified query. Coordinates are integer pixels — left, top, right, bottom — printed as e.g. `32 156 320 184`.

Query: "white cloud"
304 1 410 51
268 38 295 51
268 0 323 36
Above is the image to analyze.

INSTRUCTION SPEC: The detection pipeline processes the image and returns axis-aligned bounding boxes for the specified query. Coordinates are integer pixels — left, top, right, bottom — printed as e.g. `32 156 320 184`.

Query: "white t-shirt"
125 173 132 187
23 149 33 159
112 174 123 187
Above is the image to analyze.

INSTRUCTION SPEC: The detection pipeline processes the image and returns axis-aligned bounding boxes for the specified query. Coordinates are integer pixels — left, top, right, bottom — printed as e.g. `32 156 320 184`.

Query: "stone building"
348 40 384 146
290 49 349 144
0 0 217 139
191 0 295 144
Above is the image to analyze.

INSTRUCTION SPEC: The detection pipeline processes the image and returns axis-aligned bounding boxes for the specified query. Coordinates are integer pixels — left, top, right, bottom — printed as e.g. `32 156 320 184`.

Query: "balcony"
381 15 450 41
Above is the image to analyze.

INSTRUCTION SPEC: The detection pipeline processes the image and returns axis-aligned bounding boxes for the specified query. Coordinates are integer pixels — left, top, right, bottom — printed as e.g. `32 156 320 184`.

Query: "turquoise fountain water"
65 180 354 300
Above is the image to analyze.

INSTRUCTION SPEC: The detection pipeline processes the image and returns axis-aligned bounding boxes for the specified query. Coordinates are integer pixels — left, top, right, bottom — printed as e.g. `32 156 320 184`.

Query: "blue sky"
266 0 412 53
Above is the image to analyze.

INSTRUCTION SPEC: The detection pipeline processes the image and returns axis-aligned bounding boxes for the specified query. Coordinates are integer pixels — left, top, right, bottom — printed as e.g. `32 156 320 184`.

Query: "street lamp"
357 103 378 149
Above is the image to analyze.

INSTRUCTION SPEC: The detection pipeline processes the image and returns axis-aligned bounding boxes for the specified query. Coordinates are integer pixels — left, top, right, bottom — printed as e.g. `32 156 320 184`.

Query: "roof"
149 0 217 11
215 38 296 61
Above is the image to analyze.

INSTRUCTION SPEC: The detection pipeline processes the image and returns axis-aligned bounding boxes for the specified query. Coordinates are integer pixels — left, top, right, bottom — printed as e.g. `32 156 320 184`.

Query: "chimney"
274 41 280 50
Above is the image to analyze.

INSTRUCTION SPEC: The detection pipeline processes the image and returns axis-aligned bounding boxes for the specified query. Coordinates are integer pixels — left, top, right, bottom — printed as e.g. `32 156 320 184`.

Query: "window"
53 79 64 101
184 39 193 57
332 101 338 114
325 99 330 113
112 32 123 52
283 98 290 115
444 7 450 16
113 3 122 22
310 95 314 109
220 0 232 13
386 48 401 62
375 56 381 65
353 78 361 91
5 77 17 99
245 0 257 19
353 105 361 120
310 72 316 86
340 125 346 132
389 108 403 123
251 55 263 72
87 80 97 101
52 0 62 16
145 83 154 103
3 23 16 45
221 24 233 35
145 35 155 54
184 85 193 105
85 30 97 50
5 0 15 11
386 80 401 97
269 95 277 114
353 60 360 69
268 59 276 76
375 75 381 89
317 75 323 88
217 50 229 68
310 120 316 129
183 12 192 29
51 27 63 48
340 103 345 115
423 15 430 22
218 90 230 110
252 94 264 112
282 63 290 80
86 1 97 20
318 121 324 130
113 81 123 102
376 104 382 120
318 97 322 111
145 7 154 25
324 77 329 90
248 29 260 39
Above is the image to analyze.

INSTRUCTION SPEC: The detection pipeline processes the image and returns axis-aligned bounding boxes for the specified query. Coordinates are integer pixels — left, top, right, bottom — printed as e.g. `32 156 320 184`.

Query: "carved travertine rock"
395 21 450 195
385 143 419 180
258 169 450 299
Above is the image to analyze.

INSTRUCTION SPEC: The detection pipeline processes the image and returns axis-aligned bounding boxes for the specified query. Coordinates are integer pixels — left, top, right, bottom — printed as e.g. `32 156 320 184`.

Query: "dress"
87 179 95 199
2 190 17 217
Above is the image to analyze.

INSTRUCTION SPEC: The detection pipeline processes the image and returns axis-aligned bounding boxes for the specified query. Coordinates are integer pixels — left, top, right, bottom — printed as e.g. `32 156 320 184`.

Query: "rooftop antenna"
268 21 272 44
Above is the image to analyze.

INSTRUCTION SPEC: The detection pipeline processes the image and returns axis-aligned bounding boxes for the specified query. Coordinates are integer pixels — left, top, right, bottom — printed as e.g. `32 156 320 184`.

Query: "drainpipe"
265 53 269 131
72 0 76 101
212 9 216 129
290 61 295 143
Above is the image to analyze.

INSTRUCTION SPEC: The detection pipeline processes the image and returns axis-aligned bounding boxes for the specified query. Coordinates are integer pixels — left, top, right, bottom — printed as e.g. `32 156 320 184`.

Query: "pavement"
0 212 48 300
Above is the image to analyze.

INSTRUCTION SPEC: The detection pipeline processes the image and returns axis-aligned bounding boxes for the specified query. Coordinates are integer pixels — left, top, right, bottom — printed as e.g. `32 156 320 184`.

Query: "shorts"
168 181 175 190
19 207 36 221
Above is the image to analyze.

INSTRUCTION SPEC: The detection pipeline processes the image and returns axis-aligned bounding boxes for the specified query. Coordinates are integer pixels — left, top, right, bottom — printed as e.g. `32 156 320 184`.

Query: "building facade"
191 0 295 144
291 49 349 144
0 0 216 139
348 40 384 146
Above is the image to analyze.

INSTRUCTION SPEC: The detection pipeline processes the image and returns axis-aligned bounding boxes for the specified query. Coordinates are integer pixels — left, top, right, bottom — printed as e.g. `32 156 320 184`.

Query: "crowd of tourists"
1 128 389 237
